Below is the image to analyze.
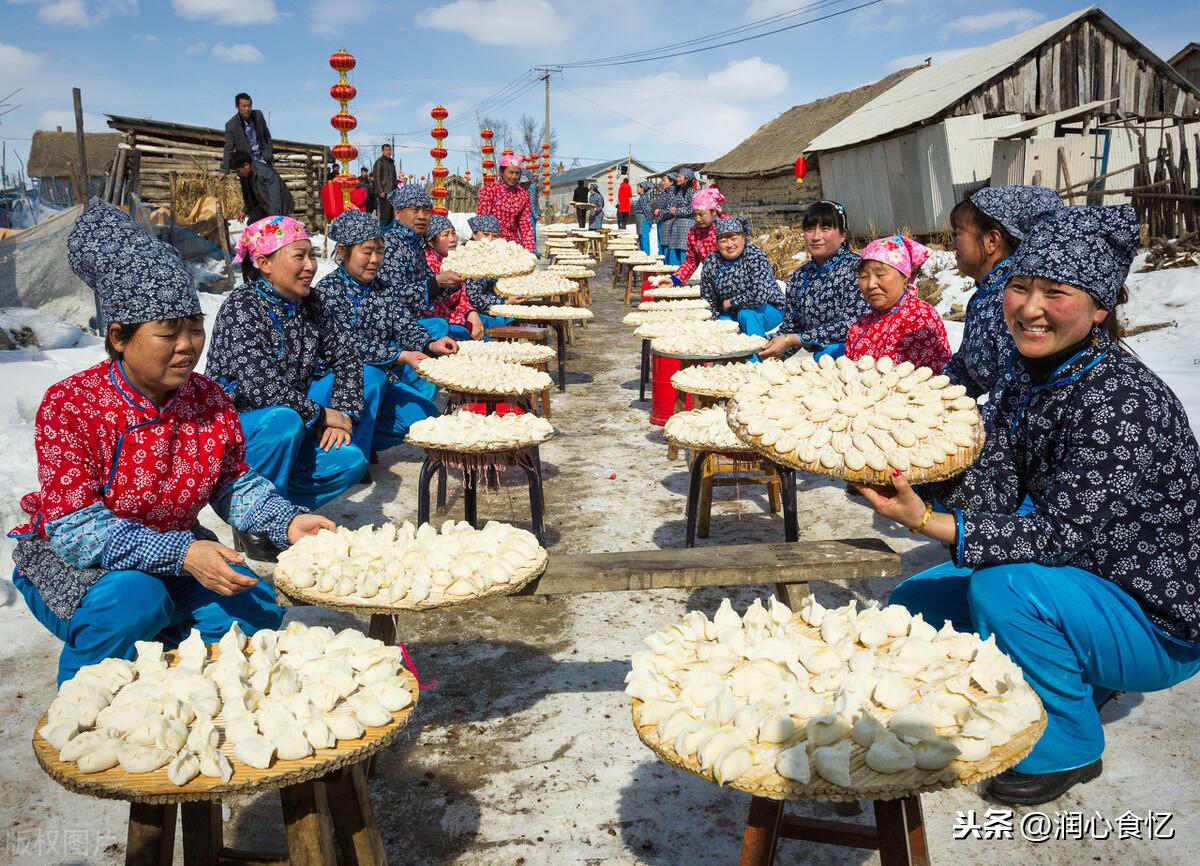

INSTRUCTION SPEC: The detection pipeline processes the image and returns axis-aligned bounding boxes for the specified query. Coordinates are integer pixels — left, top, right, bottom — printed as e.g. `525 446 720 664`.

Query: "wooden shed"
105 114 327 228
806 6 1200 236
702 68 919 226
27 129 120 206
1169 43 1200 91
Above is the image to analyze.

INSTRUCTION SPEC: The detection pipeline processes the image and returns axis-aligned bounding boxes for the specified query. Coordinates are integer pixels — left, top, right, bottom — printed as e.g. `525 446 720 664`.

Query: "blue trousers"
241 373 369 510
419 316 450 342
814 342 845 361
362 363 438 453
14 565 283 686
638 220 651 254
448 323 473 341
719 304 784 338
478 313 514 331
891 561 1200 773
531 216 538 248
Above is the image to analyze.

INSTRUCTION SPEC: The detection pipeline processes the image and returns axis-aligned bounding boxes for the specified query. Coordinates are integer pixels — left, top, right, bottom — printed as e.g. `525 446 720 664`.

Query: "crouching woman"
855 205 1200 804
9 201 332 684
699 217 785 337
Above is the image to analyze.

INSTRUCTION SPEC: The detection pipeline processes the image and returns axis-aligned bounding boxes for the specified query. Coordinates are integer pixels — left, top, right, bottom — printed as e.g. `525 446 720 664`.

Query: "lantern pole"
480 128 495 186
328 49 358 208
430 106 449 217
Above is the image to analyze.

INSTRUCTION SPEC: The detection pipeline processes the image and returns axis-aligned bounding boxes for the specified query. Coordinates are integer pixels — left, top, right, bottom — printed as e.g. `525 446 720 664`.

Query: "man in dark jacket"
357 167 377 213
572 179 590 228
232 152 293 222
221 93 273 174
372 144 398 226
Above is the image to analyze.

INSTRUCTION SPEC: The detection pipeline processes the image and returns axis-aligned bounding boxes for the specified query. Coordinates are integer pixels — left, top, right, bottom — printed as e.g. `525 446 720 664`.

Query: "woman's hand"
184 541 256 596
468 312 485 340
428 336 458 356
669 207 677 215
853 472 927 528
436 270 463 288
757 335 791 359
318 426 351 452
654 209 661 216
722 299 733 312
287 513 336 545
652 276 672 288
322 407 353 432
398 350 428 371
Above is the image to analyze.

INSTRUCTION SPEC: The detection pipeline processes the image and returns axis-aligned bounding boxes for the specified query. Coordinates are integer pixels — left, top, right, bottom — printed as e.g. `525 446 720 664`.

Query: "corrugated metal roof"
550 157 654 187
808 7 1094 153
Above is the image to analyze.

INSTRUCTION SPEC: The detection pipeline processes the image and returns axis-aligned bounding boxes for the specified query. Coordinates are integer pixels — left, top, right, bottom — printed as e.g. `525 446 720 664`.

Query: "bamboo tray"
274 548 548 614
453 341 557 365
405 427 554 453
634 265 679 274
489 305 594 322
670 366 756 399
545 269 595 279
725 397 986 486
644 287 702 299
33 652 418 805
418 364 554 397
663 421 755 454
623 309 714 326
447 263 537 280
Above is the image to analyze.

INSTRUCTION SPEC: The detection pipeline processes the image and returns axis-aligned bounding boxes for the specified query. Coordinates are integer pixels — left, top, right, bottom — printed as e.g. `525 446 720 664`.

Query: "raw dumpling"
872 673 914 710
177 630 208 672
806 711 851 747
39 719 79 750
813 742 853 788
775 744 811 783
77 740 120 774
887 702 938 744
167 750 201 786
324 709 365 741
197 744 234 783
865 731 916 774
367 680 414 713
117 744 173 774
913 736 960 770
713 747 754 785
234 735 276 769
851 712 887 749
758 712 796 744
347 694 392 728
273 724 314 761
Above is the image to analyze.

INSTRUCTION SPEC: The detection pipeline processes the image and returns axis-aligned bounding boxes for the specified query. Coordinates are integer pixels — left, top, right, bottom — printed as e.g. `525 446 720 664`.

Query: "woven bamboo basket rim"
33 653 418 805
623 310 714 325
652 344 765 362
545 269 594 278
489 305 594 322
455 343 558 365
644 288 702 299
494 284 573 298
575 231 603 237
631 700 1046 803
405 427 553 452
418 366 554 397
668 378 743 399
274 548 548 614
639 301 710 311
725 397 986 486
445 263 537 280
634 265 679 273
662 428 755 453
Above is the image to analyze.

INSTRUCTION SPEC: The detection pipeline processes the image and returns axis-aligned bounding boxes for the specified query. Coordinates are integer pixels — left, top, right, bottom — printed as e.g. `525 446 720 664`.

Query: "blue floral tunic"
377 221 439 317
205 279 363 425
943 258 1015 401
699 243 784 318
779 249 870 346
313 267 433 375
928 338 1200 643
464 277 504 313
665 186 695 250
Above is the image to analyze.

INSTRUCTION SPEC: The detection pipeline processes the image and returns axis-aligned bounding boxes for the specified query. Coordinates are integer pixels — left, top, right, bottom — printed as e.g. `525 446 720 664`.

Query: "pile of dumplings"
627 596 1042 792
441 238 537 278
495 272 577 299
454 340 557 366
634 319 738 341
638 299 710 311
276 520 547 605
623 308 714 326
544 265 594 278
663 407 748 452
727 352 982 480
406 410 554 451
417 355 554 396
487 304 594 322
643 286 702 299
40 621 414 786
671 359 776 398
651 332 767 358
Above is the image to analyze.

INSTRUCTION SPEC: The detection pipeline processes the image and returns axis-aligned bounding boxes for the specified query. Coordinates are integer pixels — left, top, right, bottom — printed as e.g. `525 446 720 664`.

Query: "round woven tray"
33 654 418 805
634 265 678 274
454 343 557 365
669 378 744 400
405 428 552 453
725 397 987 486
446 263 536 280
274 547 548 613
653 346 762 362
418 364 553 397
545 269 594 279
644 287 702 299
662 429 755 454
632 700 1046 803
490 305 594 322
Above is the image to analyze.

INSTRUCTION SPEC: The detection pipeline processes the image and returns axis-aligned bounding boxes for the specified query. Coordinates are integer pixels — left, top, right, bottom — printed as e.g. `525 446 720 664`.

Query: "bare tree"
479 116 513 152
518 113 558 159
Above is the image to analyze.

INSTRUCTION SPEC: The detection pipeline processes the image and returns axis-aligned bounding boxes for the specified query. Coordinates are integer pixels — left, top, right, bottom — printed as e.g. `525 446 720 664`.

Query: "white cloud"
212 43 263 63
0 42 46 70
25 0 136 27
706 57 787 97
37 108 109 132
885 47 980 71
745 0 801 19
847 0 915 36
131 32 158 42
171 0 277 25
416 0 564 46
943 8 1043 35
184 40 208 54
308 0 382 37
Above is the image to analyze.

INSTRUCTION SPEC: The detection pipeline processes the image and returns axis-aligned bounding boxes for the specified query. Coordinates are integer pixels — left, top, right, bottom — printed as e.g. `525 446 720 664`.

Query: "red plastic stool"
463 402 525 416
650 354 691 426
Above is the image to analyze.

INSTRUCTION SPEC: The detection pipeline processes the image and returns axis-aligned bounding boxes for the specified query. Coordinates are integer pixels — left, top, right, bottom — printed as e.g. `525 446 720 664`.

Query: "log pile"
1142 231 1200 271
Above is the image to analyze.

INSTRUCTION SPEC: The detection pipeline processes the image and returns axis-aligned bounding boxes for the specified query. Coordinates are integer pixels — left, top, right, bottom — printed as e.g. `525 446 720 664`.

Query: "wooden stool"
683 452 796 546
738 792 929 866
417 445 546 545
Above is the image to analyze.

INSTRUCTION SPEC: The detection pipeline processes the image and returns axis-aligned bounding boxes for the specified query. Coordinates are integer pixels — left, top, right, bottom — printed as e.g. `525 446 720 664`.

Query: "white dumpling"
775 744 811 783
324 709 365 741
758 711 796 744
865 731 916 774
713 747 754 785
117 743 173 774
272 724 314 761
234 735 276 769
878 605 911 637
872 673 914 710
303 716 337 750
813 741 853 788
303 681 341 713
697 729 749 770
156 718 190 754
913 736 960 770
197 744 234 783
367 680 414 713
218 622 247 656
75 739 120 774
177 630 208 671
347 694 392 728
806 711 851 747
888 701 939 744
39 719 79 750
851 711 887 749
167 750 201 786
186 716 220 753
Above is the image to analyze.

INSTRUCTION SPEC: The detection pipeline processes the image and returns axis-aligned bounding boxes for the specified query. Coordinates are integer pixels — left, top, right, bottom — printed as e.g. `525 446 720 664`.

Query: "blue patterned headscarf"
468 214 500 234
970 184 1063 242
68 198 200 326
1010 204 1139 310
388 182 432 211
714 216 750 236
328 209 382 247
424 214 455 243
678 167 695 182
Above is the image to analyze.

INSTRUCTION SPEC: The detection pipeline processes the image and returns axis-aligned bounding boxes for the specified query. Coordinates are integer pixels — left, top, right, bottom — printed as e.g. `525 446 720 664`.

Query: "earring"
1091 324 1102 346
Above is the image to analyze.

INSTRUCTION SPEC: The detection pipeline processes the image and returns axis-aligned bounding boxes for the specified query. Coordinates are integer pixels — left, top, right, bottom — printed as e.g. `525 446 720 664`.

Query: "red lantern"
420 176 427 182
794 155 808 185
431 105 449 121
329 50 356 72
334 173 357 189
331 112 357 132
430 147 447 160
431 186 448 200
430 127 448 141
464 170 472 179
331 143 357 163
480 128 494 140
481 158 495 169
431 166 449 180
330 83 356 102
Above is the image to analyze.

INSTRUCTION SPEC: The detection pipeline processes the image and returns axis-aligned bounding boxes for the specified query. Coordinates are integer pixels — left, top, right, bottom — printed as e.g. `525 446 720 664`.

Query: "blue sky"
0 0 1193 181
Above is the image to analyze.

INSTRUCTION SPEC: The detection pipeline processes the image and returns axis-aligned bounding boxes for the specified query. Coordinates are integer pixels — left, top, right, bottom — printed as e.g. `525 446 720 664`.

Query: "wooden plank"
517 539 899 596
181 801 222 866
126 802 177 866
279 781 337 866
324 764 388 866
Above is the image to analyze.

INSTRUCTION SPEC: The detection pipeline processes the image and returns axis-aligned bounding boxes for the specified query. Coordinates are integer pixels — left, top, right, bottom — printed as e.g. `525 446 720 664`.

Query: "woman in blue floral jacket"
699 217 784 337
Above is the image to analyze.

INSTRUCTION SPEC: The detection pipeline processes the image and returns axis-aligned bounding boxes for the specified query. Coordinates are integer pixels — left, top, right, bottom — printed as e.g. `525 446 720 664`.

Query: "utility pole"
72 87 90 204
533 66 561 160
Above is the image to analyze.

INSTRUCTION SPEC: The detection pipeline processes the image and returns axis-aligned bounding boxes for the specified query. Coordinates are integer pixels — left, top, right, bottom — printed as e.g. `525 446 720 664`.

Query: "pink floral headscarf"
860 234 930 282
693 187 726 214
234 215 310 263
499 154 521 168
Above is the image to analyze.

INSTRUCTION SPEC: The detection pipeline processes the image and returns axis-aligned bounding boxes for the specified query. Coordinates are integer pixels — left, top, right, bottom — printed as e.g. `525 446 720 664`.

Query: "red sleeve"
425 248 441 274
675 230 702 283
28 384 106 526
516 194 534 252
216 392 251 491
476 183 495 217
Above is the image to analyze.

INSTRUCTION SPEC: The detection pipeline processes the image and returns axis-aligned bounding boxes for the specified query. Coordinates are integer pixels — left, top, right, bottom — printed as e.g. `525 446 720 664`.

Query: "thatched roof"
703 67 921 179
28 130 121 178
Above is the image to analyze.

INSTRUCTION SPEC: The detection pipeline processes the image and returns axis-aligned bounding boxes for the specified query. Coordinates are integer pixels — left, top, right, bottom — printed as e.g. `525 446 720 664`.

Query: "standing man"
520 170 540 249
572 179 590 229
617 176 632 230
372 144 398 227
357 167 377 213
221 93 273 175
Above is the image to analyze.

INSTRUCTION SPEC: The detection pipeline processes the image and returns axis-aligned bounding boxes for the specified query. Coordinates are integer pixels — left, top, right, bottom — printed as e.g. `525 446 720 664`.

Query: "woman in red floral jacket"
844 234 951 372
475 154 534 251
424 215 483 340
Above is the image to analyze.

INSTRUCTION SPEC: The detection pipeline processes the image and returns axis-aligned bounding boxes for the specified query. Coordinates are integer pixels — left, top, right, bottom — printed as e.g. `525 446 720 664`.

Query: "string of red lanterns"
480 128 495 186
541 142 550 196
607 166 614 203
328 49 358 208
429 106 449 217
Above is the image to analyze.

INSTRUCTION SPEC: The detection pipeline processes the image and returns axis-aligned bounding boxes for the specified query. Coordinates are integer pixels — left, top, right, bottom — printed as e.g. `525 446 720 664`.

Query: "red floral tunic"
673 222 717 284
476 182 534 251
844 289 952 372
424 247 476 326
13 359 248 537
